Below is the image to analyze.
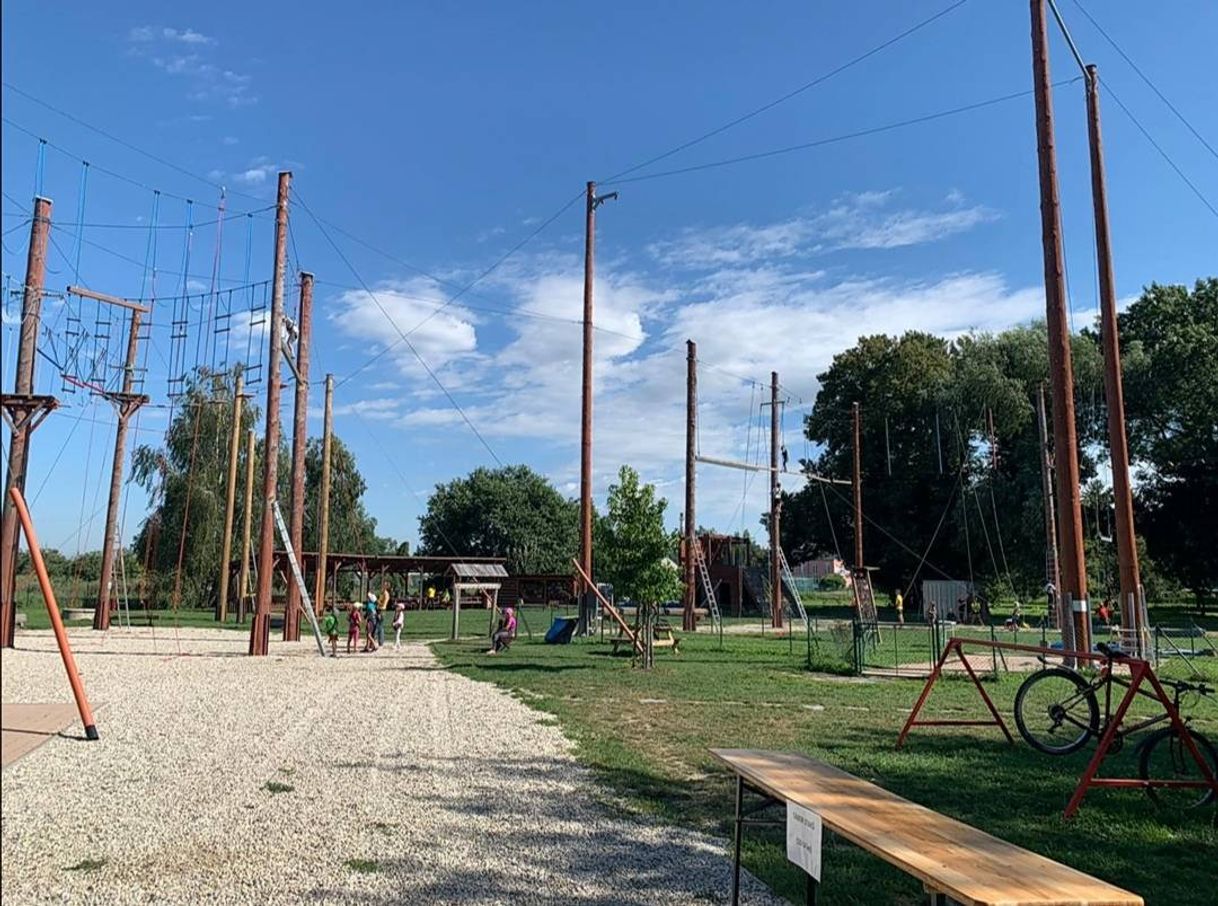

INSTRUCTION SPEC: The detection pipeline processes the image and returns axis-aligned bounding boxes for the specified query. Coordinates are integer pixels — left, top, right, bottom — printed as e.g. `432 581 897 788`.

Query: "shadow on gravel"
306 753 762 905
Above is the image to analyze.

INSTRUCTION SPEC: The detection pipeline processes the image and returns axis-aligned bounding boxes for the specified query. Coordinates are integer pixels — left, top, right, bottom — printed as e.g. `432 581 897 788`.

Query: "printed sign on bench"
786 801 822 881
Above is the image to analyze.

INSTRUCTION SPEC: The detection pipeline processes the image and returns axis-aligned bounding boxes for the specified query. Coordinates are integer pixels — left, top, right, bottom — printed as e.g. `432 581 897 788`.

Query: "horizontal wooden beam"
66 285 150 314
694 454 849 485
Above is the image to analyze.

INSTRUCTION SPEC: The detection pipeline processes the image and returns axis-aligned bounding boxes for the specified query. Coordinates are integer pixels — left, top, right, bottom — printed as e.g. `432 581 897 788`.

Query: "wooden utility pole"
314 373 334 615
683 340 697 632
578 181 596 618
577 180 616 634
216 372 244 623
852 401 864 570
94 307 150 630
1 196 55 648
1036 384 1065 635
1030 0 1089 653
250 171 291 656
284 272 312 641
237 428 255 623
1085 63 1142 651
769 371 783 629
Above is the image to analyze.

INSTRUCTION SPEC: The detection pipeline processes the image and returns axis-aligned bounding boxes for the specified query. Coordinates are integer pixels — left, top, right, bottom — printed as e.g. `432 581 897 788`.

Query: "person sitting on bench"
488 606 517 655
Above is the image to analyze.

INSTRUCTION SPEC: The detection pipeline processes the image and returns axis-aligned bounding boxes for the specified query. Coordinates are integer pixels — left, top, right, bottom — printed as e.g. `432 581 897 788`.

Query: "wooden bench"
711 749 1143 906
610 619 681 655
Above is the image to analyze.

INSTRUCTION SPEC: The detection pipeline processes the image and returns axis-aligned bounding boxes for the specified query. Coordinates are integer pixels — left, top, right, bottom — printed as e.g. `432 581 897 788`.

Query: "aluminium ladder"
271 499 327 656
777 547 809 627
693 545 723 630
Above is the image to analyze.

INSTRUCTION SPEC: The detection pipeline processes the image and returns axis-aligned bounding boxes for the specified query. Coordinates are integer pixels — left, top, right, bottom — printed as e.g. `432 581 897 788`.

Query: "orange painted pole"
8 486 99 740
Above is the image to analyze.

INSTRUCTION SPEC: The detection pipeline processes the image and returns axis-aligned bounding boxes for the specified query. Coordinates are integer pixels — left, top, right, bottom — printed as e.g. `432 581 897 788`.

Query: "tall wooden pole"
1085 63 1142 651
216 372 244 623
250 171 291 656
769 371 783 629
284 272 312 641
314 373 334 615
852 401 864 570
237 428 255 623
1 196 53 648
94 309 147 630
579 181 596 605
1030 0 1089 653
683 340 697 632
1036 384 1066 634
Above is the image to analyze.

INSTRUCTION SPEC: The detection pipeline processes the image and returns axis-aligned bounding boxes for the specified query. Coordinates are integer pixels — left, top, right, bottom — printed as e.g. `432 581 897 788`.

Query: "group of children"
320 585 406 657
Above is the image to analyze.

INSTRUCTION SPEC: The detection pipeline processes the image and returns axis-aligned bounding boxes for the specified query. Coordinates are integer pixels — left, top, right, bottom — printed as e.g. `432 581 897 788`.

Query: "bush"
819 573 846 591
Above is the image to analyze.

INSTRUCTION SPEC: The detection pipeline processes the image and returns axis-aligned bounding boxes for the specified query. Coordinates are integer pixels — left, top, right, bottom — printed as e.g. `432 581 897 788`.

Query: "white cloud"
128 26 256 107
333 398 401 421
233 164 275 186
328 278 480 381
650 190 996 267
333 200 1039 534
815 191 998 249
222 136 239 146
129 26 215 45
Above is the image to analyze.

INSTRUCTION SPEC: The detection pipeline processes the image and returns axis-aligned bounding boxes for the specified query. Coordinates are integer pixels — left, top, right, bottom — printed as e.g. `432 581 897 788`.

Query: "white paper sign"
786 802 822 881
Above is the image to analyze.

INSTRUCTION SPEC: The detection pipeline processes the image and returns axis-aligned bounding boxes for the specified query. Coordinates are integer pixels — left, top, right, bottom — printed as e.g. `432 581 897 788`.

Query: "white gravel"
1 627 782 905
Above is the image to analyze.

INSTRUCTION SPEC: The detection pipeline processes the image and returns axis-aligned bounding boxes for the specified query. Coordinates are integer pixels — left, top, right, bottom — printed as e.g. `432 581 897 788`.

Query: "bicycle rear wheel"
1014 667 1100 755
1138 726 1218 810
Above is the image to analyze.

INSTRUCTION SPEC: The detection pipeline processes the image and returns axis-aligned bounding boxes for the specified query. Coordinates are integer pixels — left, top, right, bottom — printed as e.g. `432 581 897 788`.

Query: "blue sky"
2 0 1215 557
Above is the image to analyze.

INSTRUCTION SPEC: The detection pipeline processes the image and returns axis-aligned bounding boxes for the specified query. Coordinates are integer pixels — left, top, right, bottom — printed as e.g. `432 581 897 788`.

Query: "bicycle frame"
898 636 1218 817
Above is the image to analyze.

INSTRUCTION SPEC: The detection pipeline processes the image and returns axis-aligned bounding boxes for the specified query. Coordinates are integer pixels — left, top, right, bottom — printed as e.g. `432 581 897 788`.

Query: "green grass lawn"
433 623 1217 906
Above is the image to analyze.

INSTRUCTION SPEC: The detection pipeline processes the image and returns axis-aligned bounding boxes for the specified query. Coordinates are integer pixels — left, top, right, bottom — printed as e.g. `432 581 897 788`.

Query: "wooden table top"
711 749 1143 906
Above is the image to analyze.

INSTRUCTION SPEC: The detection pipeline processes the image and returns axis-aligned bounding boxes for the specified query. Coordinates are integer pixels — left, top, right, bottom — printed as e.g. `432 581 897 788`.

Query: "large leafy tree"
131 368 386 608
302 435 392 556
785 326 1101 598
417 465 577 574
1120 279 1218 601
596 465 681 605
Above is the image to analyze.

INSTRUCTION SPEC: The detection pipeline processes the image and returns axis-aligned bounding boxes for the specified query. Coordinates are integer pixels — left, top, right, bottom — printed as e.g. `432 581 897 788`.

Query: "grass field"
431 616 1217 906
11 600 1216 901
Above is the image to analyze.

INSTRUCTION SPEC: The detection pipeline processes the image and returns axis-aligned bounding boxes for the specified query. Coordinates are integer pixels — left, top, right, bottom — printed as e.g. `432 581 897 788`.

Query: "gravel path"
1 628 782 905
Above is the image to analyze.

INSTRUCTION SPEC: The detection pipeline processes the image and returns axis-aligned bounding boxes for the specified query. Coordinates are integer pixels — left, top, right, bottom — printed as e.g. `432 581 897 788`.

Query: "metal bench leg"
927 892 948 906
732 775 744 906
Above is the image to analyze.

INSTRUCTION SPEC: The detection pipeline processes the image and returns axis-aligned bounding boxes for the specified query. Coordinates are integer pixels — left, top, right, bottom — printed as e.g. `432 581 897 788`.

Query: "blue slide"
545 615 578 645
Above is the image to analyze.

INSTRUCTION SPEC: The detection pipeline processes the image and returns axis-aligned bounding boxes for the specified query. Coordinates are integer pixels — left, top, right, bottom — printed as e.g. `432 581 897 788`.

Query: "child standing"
363 592 379 652
346 604 361 654
323 605 339 657
392 601 405 650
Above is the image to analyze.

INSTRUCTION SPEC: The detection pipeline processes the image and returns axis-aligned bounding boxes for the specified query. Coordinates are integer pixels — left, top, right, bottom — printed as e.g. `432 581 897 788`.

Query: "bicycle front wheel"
1014 667 1100 755
1138 726 1218 810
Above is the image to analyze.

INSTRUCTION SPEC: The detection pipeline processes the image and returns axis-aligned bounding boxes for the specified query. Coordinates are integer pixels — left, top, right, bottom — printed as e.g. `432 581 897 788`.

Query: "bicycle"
1014 642 1217 809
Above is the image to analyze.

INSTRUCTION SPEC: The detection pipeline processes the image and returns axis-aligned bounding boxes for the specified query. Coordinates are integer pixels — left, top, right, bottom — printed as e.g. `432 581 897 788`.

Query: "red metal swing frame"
896 636 1218 818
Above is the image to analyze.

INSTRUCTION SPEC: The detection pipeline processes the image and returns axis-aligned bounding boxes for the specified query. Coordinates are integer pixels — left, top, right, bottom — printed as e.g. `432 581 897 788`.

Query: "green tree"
1119 279 1218 602
786 326 1101 598
302 435 391 555
596 466 681 605
417 465 577 574
131 368 384 609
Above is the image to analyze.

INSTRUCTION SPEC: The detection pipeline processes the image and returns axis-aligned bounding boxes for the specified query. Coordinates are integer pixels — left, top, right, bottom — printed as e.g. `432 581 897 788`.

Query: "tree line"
782 278 1216 606
128 369 395 609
